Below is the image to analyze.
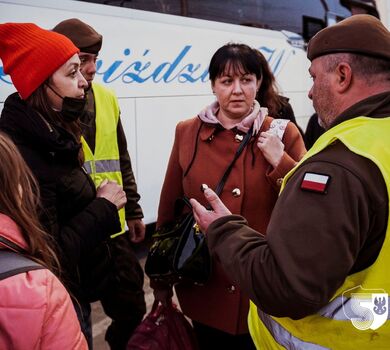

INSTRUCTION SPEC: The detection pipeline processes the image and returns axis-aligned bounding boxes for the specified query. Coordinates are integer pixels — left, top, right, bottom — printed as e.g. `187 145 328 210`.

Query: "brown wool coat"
157 115 306 334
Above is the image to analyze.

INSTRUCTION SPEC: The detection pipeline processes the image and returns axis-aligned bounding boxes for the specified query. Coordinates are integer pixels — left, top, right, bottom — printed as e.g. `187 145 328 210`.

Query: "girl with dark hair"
0 23 125 347
154 43 306 349
0 132 87 349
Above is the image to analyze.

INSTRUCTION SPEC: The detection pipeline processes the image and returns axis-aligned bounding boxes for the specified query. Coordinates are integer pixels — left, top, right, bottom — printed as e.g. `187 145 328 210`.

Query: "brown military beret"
307 14 390 61
53 18 102 54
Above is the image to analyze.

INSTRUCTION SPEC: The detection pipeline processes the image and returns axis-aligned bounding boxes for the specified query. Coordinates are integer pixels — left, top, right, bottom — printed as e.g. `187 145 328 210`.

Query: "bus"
0 0 378 224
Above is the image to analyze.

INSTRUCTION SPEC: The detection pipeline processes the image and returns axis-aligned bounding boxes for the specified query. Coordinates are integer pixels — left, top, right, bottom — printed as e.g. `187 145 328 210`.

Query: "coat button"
232 188 241 197
276 178 283 186
235 134 244 142
227 285 236 293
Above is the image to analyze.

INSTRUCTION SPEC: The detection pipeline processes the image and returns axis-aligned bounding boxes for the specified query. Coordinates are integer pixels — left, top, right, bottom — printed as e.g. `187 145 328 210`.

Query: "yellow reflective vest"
81 83 125 237
248 117 390 349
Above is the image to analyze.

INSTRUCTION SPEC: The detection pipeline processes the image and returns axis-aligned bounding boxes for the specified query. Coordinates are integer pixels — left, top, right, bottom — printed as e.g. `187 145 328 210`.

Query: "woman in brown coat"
156 43 306 349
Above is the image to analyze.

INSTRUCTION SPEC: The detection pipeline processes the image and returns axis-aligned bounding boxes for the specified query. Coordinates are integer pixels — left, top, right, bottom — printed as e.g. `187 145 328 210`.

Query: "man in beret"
53 19 146 350
190 14 390 348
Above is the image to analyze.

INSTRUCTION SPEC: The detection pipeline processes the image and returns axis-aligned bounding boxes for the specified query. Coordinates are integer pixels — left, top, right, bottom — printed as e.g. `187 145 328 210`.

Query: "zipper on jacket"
37 111 54 133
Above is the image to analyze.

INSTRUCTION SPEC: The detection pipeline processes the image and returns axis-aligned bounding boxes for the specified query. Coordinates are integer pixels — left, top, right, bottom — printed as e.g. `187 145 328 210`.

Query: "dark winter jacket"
0 93 121 298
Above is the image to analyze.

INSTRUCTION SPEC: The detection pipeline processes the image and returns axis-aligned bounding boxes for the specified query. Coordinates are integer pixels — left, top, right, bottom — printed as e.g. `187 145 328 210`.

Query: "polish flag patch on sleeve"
301 172 331 194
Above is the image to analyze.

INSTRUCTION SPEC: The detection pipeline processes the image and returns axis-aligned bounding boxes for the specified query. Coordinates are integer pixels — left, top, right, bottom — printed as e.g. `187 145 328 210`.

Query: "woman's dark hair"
209 43 263 82
0 132 59 272
26 79 84 165
254 50 289 117
209 43 288 117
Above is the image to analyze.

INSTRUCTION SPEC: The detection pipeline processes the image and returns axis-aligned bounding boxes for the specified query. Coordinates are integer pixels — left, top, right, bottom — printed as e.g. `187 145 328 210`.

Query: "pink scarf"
198 100 268 135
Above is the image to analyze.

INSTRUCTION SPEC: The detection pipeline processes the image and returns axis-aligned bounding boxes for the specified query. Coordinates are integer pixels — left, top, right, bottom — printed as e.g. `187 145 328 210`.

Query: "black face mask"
47 84 87 123
61 95 87 122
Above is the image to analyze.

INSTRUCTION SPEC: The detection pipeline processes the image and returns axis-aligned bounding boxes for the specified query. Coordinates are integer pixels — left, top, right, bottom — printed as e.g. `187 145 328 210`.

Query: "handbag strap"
214 125 253 196
181 125 253 210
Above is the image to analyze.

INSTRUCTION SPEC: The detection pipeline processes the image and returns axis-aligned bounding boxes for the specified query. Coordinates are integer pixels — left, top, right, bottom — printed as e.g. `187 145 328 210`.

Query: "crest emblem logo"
342 286 388 330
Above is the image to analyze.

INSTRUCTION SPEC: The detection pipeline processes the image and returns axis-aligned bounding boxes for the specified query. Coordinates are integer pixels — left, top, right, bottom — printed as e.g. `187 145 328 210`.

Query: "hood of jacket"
198 99 268 135
0 92 81 156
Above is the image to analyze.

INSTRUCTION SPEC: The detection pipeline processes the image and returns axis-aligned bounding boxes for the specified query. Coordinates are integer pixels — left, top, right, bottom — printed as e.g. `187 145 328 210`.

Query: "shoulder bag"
145 126 253 285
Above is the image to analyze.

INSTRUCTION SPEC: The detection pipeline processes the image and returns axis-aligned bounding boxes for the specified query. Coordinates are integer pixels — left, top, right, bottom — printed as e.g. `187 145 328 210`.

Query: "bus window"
84 0 183 15
186 0 327 35
79 0 327 36
77 0 377 40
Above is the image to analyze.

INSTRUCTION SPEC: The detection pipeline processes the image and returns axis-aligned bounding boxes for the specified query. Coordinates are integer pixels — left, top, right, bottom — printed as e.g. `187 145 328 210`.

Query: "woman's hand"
257 131 284 168
96 179 127 209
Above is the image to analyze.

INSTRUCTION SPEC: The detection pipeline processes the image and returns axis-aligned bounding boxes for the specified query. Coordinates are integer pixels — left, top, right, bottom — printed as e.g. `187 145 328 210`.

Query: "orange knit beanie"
0 22 79 99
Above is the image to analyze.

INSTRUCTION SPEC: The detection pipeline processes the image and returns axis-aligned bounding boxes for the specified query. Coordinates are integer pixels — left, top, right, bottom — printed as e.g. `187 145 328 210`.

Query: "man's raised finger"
190 198 206 215
203 188 231 215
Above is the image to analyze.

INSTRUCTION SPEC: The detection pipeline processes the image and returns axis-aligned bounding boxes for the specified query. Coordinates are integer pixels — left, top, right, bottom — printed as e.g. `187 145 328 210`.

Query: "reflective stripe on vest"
249 117 390 349
81 83 125 237
84 159 121 174
318 295 390 321
252 296 390 349
256 307 329 350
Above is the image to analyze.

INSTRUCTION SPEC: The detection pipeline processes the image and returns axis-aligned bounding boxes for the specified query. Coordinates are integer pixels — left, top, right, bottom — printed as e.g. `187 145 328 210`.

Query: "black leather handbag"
145 198 210 284
145 127 253 285
145 209 190 284
173 199 210 284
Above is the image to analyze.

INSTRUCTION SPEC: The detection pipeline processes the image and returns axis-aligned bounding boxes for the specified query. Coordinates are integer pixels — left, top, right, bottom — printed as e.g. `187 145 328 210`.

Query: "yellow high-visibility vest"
81 83 125 237
249 117 390 349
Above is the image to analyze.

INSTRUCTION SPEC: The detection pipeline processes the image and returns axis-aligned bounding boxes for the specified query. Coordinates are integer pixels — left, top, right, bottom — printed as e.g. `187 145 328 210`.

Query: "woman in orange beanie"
0 132 87 350
0 23 126 348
